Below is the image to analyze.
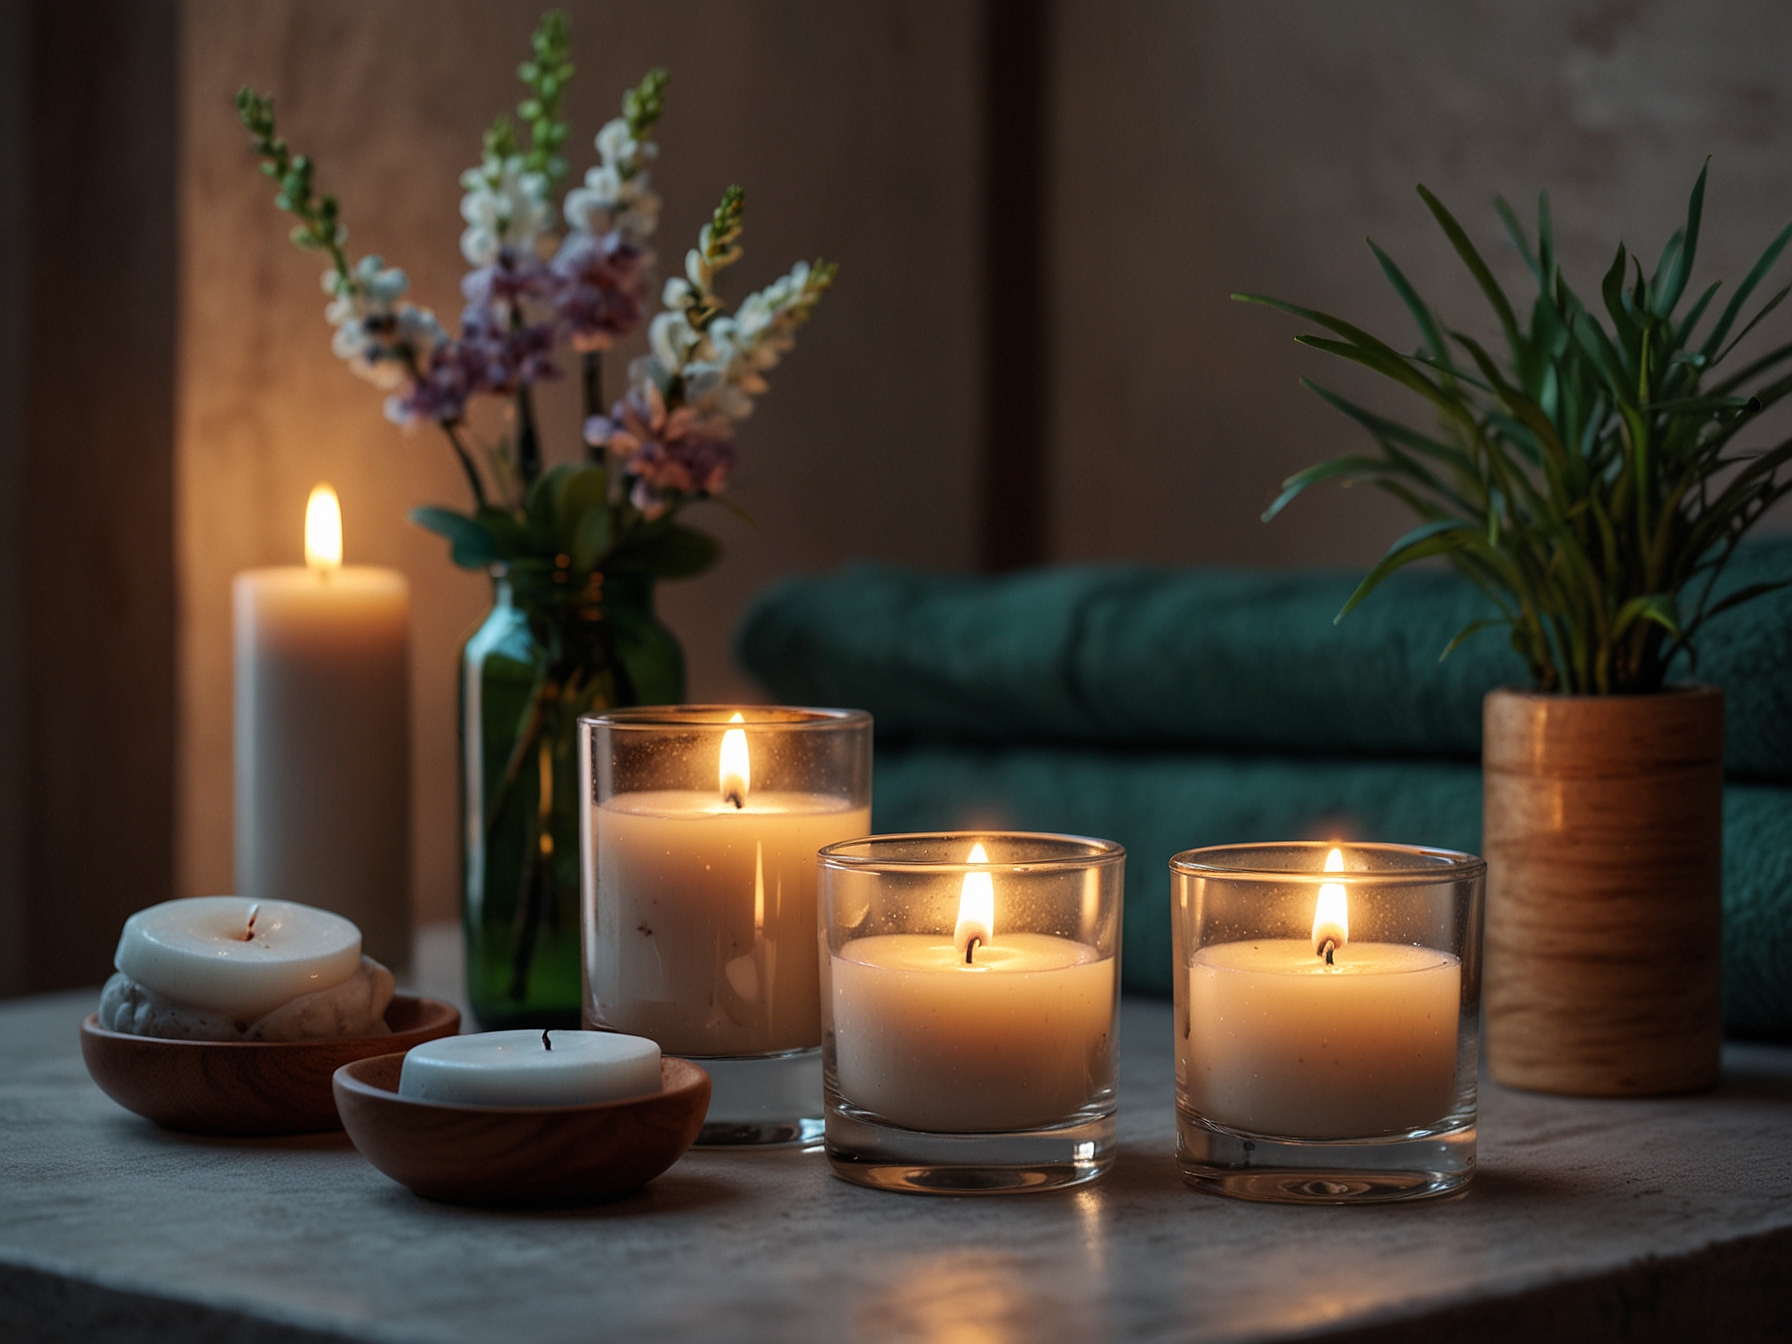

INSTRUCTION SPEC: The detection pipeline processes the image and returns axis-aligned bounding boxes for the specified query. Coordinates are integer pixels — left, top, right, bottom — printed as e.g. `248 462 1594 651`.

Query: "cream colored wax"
233 542 410 968
592 792 871 1056
1182 940 1460 1139
830 934 1115 1133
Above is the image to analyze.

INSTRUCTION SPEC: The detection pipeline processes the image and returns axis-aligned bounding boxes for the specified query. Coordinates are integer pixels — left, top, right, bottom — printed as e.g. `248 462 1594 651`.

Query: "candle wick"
1320 938 1336 967
542 1029 552 1051
244 903 260 941
964 936 980 966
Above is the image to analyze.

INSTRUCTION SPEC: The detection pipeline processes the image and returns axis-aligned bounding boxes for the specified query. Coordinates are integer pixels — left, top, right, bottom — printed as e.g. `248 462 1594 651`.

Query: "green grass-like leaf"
1237 163 1792 693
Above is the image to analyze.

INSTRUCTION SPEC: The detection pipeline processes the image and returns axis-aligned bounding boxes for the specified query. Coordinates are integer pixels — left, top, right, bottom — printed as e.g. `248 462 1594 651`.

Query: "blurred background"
4 0 1791 993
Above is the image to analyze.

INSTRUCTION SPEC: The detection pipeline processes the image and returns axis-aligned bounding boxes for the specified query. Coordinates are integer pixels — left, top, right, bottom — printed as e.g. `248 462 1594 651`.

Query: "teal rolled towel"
737 536 1792 780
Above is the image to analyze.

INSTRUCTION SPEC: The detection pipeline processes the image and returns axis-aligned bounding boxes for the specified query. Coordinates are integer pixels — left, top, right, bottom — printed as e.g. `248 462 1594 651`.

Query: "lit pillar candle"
829 842 1116 1133
399 1030 661 1106
591 713 872 1056
1183 848 1461 1139
234 485 411 966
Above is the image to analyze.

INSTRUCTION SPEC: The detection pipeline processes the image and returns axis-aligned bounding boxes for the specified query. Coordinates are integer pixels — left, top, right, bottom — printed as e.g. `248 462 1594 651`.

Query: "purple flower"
585 384 735 518
550 230 650 352
458 307 560 396
460 249 557 312
385 342 475 426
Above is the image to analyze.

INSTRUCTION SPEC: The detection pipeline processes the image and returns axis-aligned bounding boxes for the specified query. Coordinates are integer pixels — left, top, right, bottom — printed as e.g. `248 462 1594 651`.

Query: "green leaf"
1416 184 1520 354
1611 592 1683 642
553 465 609 536
1698 578 1792 624
613 523 722 580
570 505 612 572
409 506 497 570
473 505 532 559
1438 617 1507 662
525 463 573 540
1703 218 1792 358
1367 239 1448 362
1262 455 1403 522
1336 520 1479 623
1652 159 1706 317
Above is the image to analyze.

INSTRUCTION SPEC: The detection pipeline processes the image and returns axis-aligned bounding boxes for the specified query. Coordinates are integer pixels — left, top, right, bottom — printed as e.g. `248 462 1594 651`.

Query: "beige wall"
1051 0 1792 568
177 1 982 922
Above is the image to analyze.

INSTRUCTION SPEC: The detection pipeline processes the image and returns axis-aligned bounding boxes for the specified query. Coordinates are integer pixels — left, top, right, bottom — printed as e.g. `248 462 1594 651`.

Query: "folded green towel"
871 745 1792 1040
739 536 1792 781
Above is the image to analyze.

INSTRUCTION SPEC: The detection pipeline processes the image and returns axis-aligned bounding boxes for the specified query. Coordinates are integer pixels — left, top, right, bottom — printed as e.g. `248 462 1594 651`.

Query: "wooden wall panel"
20 0 178 990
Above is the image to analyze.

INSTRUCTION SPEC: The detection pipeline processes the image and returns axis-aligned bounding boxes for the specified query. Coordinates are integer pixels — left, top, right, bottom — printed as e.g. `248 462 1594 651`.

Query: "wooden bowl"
80 994 460 1136
332 1053 710 1207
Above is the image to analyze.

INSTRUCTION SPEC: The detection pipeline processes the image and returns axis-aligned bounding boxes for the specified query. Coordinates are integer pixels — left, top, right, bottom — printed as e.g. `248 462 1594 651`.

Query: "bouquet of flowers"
239 13 833 597
237 11 834 1023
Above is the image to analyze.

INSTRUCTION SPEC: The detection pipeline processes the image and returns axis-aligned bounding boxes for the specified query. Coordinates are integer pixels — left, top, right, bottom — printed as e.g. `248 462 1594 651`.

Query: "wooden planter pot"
1482 685 1724 1097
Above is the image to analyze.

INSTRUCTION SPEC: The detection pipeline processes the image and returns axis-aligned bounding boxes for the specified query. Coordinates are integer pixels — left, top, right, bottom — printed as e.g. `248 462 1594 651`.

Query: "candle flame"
305 483 343 573
719 712 750 808
954 842 995 963
1312 846 1349 962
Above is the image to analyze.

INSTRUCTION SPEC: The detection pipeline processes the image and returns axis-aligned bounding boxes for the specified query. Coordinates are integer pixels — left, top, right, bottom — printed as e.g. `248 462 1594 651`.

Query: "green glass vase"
460 564 683 1028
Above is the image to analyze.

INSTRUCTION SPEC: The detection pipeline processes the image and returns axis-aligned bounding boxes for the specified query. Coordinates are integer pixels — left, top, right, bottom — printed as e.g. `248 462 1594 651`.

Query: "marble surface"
3 930 1791 1343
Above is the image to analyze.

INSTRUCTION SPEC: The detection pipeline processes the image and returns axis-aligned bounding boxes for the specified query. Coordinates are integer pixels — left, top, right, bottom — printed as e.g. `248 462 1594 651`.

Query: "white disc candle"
399 1030 661 1106
114 896 363 1023
234 484 411 967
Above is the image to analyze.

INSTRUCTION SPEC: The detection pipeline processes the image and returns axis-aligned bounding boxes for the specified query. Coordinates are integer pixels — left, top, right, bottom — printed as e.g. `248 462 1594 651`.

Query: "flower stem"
516 384 542 484
581 351 603 462
440 421 489 510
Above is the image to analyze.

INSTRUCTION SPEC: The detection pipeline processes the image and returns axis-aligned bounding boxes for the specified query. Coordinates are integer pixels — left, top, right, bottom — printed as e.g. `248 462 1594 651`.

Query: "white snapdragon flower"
595 118 638 166
459 154 551 265
682 262 826 419
319 255 446 391
563 117 661 243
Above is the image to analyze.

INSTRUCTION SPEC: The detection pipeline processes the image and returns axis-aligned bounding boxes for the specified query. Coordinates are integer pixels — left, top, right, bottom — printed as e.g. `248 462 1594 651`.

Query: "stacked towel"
740 535 1792 779
737 535 1792 1038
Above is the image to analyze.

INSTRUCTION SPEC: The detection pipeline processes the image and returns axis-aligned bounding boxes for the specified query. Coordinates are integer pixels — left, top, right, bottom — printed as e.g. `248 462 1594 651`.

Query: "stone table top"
3 930 1791 1344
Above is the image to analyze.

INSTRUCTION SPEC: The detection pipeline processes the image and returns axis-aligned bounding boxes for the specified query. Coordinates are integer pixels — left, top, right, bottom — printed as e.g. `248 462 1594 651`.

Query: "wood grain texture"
80 994 459 1135
22 0 177 992
1483 686 1724 1097
333 1054 710 1207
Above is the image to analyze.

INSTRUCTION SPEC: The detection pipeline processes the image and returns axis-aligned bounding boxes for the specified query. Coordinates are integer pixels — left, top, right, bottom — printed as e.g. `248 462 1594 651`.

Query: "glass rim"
818 831 1125 873
579 704 871 732
1169 840 1485 885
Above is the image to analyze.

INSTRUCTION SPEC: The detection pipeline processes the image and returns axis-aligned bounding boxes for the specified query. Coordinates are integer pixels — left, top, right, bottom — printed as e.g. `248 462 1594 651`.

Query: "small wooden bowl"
333 1053 710 1207
81 995 460 1136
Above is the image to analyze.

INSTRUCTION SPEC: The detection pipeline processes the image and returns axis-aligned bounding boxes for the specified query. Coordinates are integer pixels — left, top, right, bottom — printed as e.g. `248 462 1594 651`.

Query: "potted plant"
238 12 834 1027
1240 165 1792 1095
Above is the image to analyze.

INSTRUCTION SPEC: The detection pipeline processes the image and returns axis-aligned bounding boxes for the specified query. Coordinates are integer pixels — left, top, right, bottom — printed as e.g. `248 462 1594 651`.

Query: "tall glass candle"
581 706 871 1146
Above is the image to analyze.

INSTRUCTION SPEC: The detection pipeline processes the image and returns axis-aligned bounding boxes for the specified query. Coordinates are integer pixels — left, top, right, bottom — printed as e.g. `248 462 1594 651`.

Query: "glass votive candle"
579 706 872 1146
1171 841 1484 1204
818 832 1124 1194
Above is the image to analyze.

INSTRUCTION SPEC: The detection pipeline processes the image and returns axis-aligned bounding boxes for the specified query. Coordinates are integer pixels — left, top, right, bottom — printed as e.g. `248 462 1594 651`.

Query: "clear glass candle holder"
580 706 872 1146
1171 841 1484 1204
818 832 1124 1194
